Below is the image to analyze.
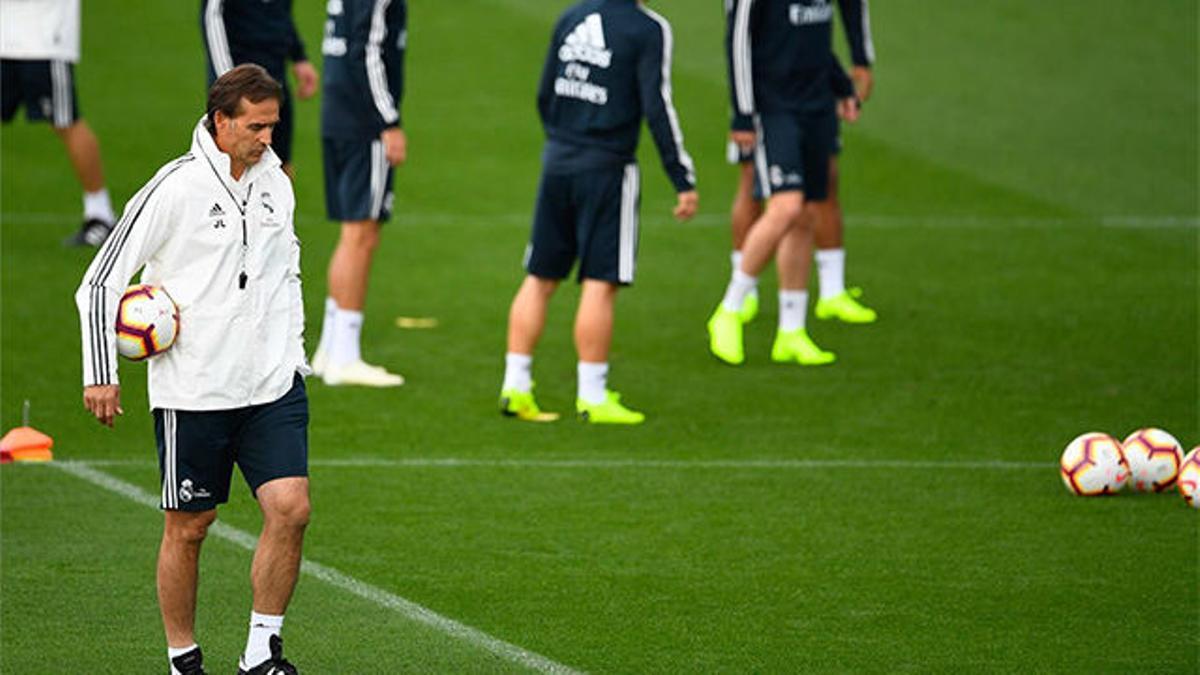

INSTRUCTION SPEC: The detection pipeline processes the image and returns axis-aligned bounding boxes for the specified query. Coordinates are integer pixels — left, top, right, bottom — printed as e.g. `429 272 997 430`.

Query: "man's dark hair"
204 64 283 132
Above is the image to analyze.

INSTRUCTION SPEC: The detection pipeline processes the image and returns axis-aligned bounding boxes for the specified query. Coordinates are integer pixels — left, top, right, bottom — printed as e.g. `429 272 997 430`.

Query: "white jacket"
75 119 307 411
0 0 80 62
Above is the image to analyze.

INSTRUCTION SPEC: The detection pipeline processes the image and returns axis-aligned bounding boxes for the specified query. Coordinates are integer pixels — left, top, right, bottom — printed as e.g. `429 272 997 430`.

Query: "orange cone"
0 426 54 463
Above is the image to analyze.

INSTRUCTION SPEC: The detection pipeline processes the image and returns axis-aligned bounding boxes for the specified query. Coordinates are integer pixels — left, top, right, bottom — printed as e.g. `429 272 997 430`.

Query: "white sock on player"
577 361 608 405
778 290 808 332
503 353 533 393
815 248 846 300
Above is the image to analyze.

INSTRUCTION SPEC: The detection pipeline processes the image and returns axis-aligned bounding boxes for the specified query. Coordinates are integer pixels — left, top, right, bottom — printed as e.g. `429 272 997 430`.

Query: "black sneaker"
64 217 113 247
238 635 298 674
170 646 207 675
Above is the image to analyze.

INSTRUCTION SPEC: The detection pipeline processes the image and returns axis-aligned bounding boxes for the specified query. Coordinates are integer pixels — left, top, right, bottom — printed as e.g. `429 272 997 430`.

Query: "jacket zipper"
238 182 254 290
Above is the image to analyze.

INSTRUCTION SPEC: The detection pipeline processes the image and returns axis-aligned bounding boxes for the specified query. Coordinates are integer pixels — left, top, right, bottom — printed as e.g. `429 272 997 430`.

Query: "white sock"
168 644 199 674
329 308 363 368
83 188 115 224
241 612 284 669
503 353 533 393
730 251 757 306
315 297 337 358
721 269 758 313
815 248 846 300
778 290 808 332
577 361 608 405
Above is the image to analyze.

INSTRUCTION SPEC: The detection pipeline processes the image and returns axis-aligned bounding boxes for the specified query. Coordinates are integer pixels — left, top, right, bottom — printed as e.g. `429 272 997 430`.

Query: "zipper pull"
239 272 248 289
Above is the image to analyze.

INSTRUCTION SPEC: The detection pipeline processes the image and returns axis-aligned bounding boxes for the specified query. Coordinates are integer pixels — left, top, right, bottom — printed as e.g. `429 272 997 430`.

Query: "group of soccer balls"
1060 428 1200 508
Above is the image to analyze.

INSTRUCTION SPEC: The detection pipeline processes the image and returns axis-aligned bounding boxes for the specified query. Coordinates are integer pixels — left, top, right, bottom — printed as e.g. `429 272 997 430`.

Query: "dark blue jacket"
321 0 406 140
200 0 307 78
538 0 696 193
726 0 872 128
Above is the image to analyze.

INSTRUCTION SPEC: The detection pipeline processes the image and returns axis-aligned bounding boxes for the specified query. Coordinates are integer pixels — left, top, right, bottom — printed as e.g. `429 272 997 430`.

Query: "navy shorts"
749 109 837 201
154 374 309 511
1 59 80 129
206 58 294 164
727 118 842 165
525 163 640 285
322 137 394 223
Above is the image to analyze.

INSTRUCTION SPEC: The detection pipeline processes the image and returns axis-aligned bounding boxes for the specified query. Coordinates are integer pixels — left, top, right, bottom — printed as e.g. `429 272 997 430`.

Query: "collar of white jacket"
191 116 282 190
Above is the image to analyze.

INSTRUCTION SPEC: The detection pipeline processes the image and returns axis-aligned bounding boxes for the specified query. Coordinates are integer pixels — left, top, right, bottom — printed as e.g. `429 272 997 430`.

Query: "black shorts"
206 58 295 164
525 163 640 285
1 59 80 129
154 374 309 512
322 137 394 223
726 118 842 166
750 109 837 201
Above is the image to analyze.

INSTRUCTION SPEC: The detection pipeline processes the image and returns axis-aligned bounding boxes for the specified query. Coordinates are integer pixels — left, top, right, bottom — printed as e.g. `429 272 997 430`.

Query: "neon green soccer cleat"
814 287 877 324
499 386 560 422
707 304 745 365
771 328 837 365
577 390 645 425
737 290 759 324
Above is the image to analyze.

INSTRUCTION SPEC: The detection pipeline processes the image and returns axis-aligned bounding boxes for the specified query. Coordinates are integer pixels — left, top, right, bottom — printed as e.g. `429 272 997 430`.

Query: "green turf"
3 0 1198 672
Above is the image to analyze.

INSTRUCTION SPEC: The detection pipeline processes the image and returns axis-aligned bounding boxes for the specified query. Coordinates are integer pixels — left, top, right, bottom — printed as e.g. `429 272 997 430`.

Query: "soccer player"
309 0 407 387
708 0 862 366
75 65 310 675
200 0 318 176
499 0 698 425
1 0 118 247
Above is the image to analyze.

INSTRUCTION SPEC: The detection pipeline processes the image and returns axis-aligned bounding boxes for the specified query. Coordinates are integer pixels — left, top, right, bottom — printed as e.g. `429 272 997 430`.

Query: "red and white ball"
115 284 179 360
1060 432 1129 496
1178 448 1200 509
1121 428 1184 492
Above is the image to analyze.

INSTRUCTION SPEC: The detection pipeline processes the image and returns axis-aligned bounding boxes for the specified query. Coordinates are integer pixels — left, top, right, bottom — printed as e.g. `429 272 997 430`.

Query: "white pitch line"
60 457 1054 470
51 461 584 675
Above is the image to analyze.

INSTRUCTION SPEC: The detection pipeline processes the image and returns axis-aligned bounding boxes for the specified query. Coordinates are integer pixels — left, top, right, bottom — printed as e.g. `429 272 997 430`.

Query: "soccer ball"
1121 428 1184 492
1178 448 1200 509
115 284 179 360
1059 432 1129 496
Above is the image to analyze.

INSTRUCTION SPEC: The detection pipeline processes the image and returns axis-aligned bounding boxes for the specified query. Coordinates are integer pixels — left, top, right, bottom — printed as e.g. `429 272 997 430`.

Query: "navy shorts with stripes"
322 136 394 223
750 108 837 201
525 163 641 285
1 59 80 129
154 373 309 512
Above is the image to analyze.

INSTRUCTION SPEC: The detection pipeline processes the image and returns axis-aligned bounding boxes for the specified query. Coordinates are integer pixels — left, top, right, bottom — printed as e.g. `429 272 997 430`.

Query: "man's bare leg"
500 275 561 419
158 510 217 648
240 477 310 669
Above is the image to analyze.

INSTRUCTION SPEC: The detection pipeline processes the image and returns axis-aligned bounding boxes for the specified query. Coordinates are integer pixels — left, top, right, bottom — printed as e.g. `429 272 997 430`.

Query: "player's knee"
768 193 804 223
166 510 217 544
267 495 311 531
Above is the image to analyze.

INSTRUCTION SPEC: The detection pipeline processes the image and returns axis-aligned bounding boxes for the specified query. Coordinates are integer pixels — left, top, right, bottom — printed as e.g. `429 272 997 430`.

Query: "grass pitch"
2 1 1197 672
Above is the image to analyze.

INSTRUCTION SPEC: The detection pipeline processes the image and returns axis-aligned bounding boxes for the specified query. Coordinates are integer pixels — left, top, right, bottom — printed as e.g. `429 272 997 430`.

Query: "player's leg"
501 171 573 421
709 114 807 364
239 477 308 673
155 407 238 675
235 375 309 673
33 61 115 246
159 510 217 675
729 148 764 323
317 137 403 386
813 155 877 323
769 110 838 365
573 164 643 424
770 205 834 365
